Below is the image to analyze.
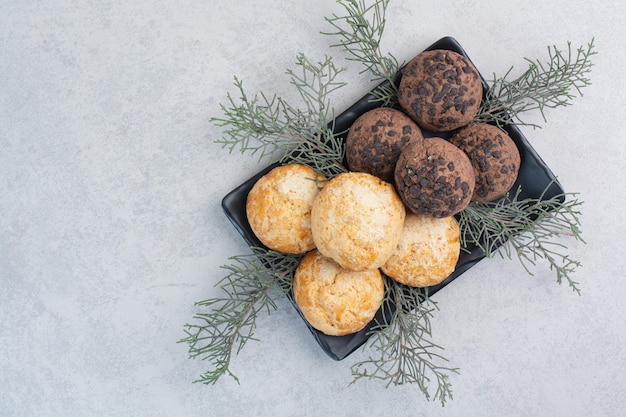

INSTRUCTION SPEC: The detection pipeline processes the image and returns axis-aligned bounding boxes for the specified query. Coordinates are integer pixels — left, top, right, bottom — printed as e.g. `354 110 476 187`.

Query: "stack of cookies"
245 49 521 337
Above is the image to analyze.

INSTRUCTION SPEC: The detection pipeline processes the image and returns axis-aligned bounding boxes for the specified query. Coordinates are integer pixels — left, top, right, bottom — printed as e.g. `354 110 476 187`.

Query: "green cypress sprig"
457 186 585 294
323 0 403 106
474 39 596 128
350 279 458 406
179 249 301 385
211 53 348 178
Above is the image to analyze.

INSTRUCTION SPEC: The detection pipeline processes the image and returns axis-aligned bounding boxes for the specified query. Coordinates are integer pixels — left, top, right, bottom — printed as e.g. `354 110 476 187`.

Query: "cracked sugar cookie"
293 249 384 336
246 163 325 254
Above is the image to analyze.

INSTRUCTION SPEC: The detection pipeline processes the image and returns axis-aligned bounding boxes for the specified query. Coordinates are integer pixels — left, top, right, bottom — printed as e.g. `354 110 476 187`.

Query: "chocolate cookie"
394 137 475 217
449 123 521 202
398 49 483 132
346 108 423 182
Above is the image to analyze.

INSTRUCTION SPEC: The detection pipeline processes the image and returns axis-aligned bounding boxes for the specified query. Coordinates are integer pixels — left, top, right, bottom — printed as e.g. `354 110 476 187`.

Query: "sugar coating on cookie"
449 123 521 202
398 49 483 132
346 107 423 182
311 172 405 271
382 213 460 287
293 250 384 336
246 164 325 254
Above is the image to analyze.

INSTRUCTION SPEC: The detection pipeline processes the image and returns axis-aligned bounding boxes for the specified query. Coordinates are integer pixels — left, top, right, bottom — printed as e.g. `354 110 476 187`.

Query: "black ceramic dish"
221 37 564 361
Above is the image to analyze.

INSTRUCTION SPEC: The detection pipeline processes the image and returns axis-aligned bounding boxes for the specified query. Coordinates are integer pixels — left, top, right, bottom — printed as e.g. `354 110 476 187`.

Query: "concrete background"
2 0 625 415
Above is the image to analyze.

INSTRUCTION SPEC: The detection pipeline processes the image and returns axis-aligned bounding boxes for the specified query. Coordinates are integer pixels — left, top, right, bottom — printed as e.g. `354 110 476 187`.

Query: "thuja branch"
286 53 348 127
350 279 458 406
323 0 403 106
474 38 596 128
179 249 301 385
457 186 585 294
211 54 348 178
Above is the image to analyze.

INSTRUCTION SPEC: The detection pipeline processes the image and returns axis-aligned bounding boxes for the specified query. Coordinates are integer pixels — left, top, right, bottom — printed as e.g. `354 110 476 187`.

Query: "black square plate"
221 37 564 360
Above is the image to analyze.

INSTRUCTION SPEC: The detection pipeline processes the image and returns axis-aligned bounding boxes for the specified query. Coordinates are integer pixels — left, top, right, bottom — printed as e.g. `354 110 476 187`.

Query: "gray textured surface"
2 0 625 416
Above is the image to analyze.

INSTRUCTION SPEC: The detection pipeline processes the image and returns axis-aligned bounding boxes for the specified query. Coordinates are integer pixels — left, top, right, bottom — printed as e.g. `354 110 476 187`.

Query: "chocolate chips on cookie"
398 49 483 132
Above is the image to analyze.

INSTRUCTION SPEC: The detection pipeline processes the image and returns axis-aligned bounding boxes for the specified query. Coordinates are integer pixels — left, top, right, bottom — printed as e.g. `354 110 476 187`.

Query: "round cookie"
449 123 521 202
394 137 475 218
346 107 424 182
398 49 483 132
311 172 405 271
246 163 325 254
293 250 384 336
382 213 460 287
